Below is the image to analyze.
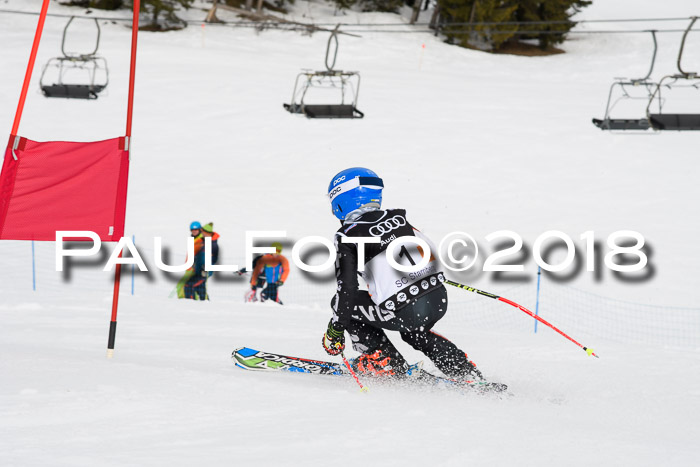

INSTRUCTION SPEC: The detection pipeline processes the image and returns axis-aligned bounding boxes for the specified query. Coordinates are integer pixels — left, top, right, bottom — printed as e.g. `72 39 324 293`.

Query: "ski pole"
340 351 369 393
444 279 599 358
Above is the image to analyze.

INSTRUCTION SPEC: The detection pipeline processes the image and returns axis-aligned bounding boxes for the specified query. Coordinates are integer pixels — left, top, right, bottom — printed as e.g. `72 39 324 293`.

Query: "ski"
232 347 508 393
409 366 509 393
232 347 345 375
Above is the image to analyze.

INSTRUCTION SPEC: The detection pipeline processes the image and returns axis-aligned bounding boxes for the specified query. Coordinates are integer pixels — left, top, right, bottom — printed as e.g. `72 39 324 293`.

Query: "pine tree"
139 0 194 29
331 0 359 12
330 0 402 13
514 0 591 49
437 0 591 52
360 0 404 13
439 0 519 51
89 0 124 9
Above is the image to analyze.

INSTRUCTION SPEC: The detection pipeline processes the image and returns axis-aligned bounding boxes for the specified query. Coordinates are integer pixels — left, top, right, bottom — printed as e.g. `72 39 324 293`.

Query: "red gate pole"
10 0 50 138
106 260 122 359
125 0 141 139
107 0 140 358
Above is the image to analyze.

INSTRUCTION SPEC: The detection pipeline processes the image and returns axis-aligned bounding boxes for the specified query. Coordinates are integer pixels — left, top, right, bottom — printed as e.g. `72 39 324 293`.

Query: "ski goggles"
328 176 384 201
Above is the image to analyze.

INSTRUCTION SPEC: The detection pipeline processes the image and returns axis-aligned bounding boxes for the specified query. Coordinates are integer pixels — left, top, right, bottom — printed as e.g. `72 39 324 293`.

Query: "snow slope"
1 0 699 465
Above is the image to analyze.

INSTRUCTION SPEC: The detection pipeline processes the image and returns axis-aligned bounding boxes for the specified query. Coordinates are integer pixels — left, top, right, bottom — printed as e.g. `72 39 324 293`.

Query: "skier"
201 222 220 276
177 221 208 300
321 168 482 381
248 242 289 304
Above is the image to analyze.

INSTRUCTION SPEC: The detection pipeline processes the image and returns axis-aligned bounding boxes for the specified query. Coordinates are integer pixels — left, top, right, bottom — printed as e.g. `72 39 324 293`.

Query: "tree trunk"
256 0 264 14
245 0 253 11
429 5 441 30
410 0 421 24
468 0 478 38
205 0 220 23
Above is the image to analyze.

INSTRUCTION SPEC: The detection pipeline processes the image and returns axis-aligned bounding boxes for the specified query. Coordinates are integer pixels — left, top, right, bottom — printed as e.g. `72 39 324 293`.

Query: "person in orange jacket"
201 222 220 275
247 242 289 304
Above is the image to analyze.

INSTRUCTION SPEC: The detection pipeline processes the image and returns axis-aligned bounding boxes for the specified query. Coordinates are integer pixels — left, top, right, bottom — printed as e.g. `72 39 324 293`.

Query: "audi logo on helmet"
368 215 407 236
333 175 346 186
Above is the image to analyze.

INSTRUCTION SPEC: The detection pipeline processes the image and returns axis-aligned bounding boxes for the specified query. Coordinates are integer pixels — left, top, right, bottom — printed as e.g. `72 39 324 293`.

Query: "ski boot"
351 350 404 378
460 353 484 381
454 356 508 393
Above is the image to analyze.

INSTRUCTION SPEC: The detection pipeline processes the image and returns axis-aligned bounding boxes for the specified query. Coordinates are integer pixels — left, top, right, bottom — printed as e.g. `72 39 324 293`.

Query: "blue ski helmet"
328 168 383 220
190 221 202 230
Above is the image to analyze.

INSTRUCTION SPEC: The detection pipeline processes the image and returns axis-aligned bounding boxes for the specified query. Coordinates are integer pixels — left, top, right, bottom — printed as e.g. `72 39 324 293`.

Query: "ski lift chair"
39 17 109 100
646 17 700 131
283 28 364 119
592 31 658 131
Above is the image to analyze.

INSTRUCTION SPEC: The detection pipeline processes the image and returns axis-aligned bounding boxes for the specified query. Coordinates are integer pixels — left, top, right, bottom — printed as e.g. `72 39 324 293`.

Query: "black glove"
322 320 345 356
275 280 284 286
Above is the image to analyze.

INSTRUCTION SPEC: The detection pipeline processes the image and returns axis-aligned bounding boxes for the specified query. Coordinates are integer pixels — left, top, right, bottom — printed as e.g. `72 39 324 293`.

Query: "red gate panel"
0 136 129 241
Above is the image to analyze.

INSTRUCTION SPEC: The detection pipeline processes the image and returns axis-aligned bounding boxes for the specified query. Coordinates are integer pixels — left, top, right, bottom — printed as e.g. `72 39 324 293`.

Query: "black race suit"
332 208 476 379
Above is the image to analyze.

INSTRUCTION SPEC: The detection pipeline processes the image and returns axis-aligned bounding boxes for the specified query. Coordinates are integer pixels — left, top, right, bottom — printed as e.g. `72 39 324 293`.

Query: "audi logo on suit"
368 215 407 236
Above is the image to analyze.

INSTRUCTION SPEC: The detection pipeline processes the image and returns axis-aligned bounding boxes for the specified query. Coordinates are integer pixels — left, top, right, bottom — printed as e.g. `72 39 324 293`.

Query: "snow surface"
1 0 700 465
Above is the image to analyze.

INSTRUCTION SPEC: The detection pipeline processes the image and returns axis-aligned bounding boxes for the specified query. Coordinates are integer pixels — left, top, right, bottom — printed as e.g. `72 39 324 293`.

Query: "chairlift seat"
39 17 108 100
592 31 659 131
305 104 363 119
41 83 105 100
284 103 363 119
643 18 700 131
283 103 302 114
284 28 363 120
592 118 650 131
649 114 700 131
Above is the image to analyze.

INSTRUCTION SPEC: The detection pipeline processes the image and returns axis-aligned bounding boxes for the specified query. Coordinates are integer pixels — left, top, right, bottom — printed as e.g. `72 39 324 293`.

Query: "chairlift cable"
313 17 697 27
337 28 700 35
0 7 699 32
